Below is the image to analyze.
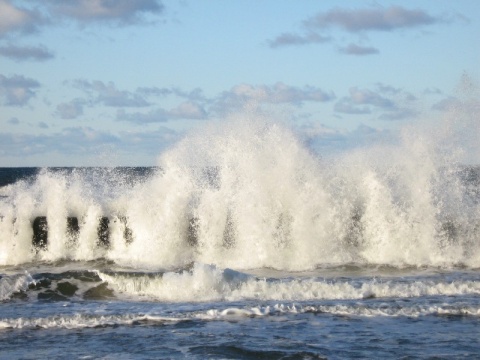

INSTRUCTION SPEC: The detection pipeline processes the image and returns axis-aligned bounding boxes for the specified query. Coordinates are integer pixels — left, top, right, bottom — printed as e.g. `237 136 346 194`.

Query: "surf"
0 95 479 270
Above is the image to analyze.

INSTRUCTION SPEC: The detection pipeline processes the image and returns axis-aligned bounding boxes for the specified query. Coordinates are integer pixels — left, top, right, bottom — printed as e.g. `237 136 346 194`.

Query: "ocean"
1 116 480 359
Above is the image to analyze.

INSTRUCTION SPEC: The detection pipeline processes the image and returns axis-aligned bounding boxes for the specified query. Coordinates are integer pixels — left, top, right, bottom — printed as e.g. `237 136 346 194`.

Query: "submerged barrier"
27 212 289 250
31 216 133 248
28 215 230 249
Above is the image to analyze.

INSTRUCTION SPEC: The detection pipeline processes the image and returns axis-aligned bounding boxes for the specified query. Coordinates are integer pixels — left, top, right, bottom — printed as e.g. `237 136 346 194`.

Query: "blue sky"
0 0 478 166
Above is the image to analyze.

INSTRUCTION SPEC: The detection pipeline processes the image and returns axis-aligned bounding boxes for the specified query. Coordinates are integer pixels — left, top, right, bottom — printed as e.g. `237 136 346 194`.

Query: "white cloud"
44 0 164 25
0 0 45 37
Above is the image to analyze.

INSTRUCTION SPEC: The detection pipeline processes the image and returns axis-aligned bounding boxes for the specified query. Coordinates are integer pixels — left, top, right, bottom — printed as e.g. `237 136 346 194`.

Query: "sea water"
1 99 480 359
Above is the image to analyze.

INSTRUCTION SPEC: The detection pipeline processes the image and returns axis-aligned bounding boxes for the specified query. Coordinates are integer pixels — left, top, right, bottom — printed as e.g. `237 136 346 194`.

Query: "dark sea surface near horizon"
1 166 480 359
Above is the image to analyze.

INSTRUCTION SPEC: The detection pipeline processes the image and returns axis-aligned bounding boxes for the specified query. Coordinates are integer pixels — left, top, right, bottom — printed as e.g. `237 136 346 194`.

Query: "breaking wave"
0 97 479 270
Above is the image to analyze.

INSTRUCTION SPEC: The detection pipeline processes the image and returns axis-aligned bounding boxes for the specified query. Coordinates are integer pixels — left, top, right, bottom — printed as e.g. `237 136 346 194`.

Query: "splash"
0 97 479 269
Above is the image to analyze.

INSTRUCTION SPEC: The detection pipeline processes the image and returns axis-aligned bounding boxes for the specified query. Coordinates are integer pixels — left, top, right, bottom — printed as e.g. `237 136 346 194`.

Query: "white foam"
0 272 34 301
96 263 480 302
0 102 479 269
198 303 480 319
0 314 182 330
1 301 479 331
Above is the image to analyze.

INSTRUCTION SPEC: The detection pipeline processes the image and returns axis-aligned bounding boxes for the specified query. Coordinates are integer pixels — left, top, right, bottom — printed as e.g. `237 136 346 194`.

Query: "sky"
0 0 478 166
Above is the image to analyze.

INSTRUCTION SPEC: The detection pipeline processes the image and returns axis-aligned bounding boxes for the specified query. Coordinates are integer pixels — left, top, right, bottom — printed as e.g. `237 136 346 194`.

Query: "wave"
199 303 480 319
0 272 34 301
0 314 182 330
97 263 480 302
2 301 480 330
3 263 480 303
0 100 480 270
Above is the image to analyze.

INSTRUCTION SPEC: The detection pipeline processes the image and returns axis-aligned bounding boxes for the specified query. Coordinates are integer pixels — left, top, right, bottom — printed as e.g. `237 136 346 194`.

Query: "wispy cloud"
0 44 54 61
334 87 394 115
297 121 391 155
269 5 442 49
305 6 438 32
118 127 181 156
60 81 334 122
8 117 19 125
215 82 335 112
0 126 180 162
0 127 119 158
339 43 379 56
334 85 417 120
347 87 395 108
379 108 417 121
431 96 460 112
423 87 443 95
268 32 330 48
334 100 371 115
117 101 207 124
0 74 40 106
72 80 151 107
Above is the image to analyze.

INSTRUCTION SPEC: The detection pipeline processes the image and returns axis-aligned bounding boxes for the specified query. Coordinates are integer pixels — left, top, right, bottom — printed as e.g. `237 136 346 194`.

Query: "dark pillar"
32 216 48 249
67 217 80 241
97 217 110 247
